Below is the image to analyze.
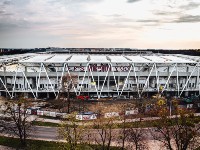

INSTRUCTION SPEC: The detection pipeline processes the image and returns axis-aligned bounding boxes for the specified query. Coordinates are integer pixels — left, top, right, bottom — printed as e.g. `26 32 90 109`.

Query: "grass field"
0 136 121 150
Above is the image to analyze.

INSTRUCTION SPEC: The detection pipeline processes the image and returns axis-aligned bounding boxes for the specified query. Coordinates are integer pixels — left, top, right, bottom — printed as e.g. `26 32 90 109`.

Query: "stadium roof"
0 53 197 64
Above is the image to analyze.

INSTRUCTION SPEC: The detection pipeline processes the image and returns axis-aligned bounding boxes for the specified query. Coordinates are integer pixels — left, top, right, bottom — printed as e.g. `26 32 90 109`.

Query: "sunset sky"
0 0 200 49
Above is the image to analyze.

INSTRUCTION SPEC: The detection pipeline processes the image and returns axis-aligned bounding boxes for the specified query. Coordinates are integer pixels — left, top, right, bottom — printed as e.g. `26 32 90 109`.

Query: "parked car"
76 95 89 101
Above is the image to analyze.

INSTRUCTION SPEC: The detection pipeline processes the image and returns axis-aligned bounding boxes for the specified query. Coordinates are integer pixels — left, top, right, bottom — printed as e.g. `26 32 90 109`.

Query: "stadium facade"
0 53 199 99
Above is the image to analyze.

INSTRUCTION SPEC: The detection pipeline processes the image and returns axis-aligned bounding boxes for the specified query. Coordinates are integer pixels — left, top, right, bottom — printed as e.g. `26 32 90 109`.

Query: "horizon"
0 0 200 49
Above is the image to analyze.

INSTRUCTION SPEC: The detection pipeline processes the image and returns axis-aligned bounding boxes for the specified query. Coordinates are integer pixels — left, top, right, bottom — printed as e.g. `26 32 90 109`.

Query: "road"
3 124 193 149
27 126 161 149
30 126 59 141
29 126 154 142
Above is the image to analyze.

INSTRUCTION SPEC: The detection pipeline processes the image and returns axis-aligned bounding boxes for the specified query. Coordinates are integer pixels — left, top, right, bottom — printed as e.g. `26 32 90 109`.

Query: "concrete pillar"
47 92 49 98
167 66 169 90
184 91 188 97
107 75 110 91
24 92 28 98
186 66 189 89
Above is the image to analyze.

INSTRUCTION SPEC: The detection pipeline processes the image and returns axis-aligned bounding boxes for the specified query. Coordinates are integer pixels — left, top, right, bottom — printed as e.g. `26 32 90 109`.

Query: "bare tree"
58 113 85 150
117 104 129 150
126 121 148 150
0 99 32 146
151 108 200 150
93 117 116 150
58 74 77 113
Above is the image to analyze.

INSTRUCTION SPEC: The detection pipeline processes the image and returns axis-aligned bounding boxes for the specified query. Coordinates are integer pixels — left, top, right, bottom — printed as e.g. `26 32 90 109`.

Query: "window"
192 83 195 87
180 83 183 87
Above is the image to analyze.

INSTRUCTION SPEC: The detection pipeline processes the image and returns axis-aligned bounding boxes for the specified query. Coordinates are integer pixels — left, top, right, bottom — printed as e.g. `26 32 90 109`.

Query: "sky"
0 0 200 49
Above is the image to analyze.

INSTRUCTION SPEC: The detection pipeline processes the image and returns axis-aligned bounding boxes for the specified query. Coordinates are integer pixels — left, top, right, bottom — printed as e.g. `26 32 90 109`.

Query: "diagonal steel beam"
110 63 119 96
161 64 176 94
132 63 140 98
88 64 99 98
198 63 200 95
100 64 111 97
66 64 77 96
179 64 198 97
11 64 19 98
36 63 42 98
78 63 89 95
141 63 155 95
120 64 132 96
176 63 180 96
22 71 36 99
0 78 11 98
56 63 66 99
154 63 159 93
42 63 56 97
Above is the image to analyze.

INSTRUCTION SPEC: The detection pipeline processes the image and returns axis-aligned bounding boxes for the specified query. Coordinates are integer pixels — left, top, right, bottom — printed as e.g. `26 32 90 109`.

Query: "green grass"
0 136 121 150
33 116 200 129
32 121 61 127
93 116 200 129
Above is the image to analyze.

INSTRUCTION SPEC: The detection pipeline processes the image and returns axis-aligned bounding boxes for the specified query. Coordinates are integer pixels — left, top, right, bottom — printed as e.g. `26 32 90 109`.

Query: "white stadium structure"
0 53 199 99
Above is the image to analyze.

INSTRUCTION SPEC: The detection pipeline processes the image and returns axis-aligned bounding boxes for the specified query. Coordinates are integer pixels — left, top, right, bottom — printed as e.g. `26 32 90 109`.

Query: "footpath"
34 113 200 125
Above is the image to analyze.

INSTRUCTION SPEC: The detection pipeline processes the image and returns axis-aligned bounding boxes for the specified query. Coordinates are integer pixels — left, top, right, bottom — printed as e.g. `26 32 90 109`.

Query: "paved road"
27 126 161 149
30 126 59 141
29 126 154 142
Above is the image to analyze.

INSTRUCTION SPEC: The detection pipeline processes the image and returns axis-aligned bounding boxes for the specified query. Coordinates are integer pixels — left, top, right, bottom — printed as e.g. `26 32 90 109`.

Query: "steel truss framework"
0 54 199 99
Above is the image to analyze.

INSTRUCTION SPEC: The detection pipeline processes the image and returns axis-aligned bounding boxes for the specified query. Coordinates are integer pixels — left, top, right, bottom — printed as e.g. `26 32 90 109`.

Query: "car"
76 95 89 101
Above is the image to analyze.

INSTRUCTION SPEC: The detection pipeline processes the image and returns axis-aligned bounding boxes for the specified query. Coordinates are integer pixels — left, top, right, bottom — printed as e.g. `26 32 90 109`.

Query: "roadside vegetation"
0 136 120 150
32 121 61 127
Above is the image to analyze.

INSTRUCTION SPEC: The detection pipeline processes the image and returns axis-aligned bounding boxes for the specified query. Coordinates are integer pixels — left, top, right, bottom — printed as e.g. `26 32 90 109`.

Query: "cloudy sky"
0 0 200 48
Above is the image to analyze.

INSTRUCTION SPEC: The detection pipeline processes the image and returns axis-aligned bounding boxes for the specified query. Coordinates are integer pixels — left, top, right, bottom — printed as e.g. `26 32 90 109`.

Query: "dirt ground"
0 96 7 106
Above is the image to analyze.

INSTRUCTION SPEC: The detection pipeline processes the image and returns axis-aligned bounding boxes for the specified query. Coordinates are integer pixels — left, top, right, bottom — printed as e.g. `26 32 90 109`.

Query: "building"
0 53 199 99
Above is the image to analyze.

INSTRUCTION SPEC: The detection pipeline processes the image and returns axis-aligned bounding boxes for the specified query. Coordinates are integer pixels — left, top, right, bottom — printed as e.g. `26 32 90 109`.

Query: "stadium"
0 53 199 100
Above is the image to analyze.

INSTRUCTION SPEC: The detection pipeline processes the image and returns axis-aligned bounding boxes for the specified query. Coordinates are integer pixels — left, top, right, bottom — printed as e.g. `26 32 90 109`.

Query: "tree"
58 74 77 113
117 104 129 150
58 113 85 150
127 124 148 150
151 108 200 150
0 99 33 146
93 117 116 150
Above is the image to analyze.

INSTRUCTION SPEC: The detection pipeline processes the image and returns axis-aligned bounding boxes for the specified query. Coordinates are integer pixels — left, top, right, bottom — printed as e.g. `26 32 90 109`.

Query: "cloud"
136 19 160 23
153 10 181 16
127 0 141 3
3 0 12 5
174 15 200 23
179 2 200 10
